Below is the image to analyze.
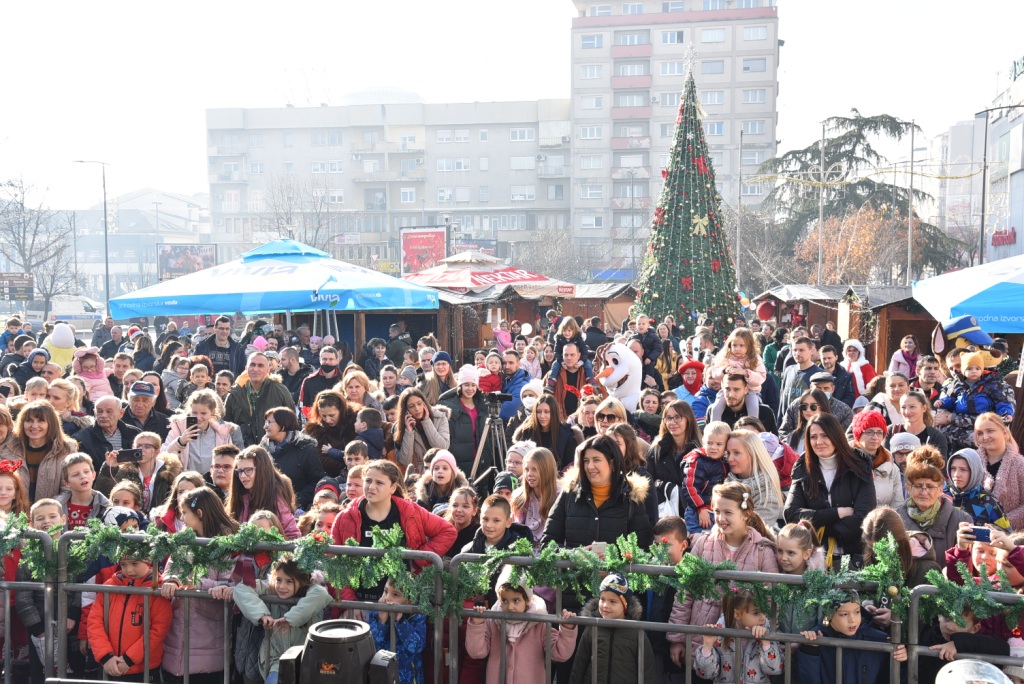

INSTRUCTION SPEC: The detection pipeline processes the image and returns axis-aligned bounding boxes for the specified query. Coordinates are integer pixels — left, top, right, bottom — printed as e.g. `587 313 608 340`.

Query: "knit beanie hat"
456 364 480 386
599 572 632 611
432 351 453 366
521 379 544 400
507 440 536 460
427 449 459 475
400 366 419 385
851 409 887 441
961 351 985 372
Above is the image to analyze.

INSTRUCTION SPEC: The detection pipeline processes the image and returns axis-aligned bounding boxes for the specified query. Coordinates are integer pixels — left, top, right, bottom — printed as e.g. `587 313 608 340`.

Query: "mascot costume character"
596 342 643 412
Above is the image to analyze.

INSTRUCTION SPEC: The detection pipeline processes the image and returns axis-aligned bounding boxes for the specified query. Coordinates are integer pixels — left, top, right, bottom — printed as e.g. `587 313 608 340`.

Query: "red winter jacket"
331 495 456 601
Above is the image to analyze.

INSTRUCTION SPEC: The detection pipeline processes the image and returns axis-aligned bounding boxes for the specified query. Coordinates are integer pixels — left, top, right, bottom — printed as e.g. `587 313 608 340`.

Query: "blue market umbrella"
912 254 1024 333
109 239 438 318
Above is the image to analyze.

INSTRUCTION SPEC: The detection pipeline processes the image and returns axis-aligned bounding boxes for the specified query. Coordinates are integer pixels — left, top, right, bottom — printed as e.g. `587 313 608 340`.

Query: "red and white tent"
404 251 576 298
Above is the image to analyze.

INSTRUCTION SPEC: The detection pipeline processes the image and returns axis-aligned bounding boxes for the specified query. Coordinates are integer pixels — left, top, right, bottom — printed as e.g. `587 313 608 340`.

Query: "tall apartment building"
569 0 780 273
206 0 780 276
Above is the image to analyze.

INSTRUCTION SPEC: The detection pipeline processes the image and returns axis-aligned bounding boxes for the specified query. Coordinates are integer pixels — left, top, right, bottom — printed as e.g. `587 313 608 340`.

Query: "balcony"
611 74 652 89
537 165 569 178
207 146 244 157
611 166 651 180
611 197 652 211
611 44 652 59
351 169 427 182
209 171 246 183
611 106 652 120
611 136 651 150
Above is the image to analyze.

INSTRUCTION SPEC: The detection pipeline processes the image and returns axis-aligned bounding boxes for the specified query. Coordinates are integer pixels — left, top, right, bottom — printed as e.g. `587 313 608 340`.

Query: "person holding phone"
104 432 182 514
897 446 971 559
162 388 244 476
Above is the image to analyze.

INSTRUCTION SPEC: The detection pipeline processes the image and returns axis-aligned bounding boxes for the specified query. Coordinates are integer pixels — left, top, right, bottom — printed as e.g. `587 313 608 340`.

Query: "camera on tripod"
484 391 513 406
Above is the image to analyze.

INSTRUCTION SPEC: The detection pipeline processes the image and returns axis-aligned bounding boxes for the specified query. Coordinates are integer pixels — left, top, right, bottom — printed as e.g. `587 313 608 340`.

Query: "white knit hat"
457 364 480 386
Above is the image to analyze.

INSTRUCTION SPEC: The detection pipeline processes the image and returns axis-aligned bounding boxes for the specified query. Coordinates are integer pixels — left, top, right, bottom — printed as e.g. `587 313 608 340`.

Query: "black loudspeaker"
367 650 399 684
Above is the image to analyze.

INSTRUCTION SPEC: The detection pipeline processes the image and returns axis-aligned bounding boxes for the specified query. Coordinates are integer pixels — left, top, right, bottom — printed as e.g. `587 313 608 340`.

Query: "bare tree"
33 213 79 318
254 174 336 252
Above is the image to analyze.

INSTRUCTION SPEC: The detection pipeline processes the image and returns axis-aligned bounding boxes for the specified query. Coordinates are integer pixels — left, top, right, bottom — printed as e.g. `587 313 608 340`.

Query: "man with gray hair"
417 346 435 380
224 352 295 445
73 395 142 491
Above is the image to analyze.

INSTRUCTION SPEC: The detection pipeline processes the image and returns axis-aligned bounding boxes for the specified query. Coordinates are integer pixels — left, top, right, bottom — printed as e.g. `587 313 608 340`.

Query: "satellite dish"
520 323 534 336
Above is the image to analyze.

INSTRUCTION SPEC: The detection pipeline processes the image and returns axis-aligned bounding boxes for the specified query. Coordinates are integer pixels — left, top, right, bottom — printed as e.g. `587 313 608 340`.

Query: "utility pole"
737 130 744 289
906 122 915 285
629 170 637 283
152 201 162 232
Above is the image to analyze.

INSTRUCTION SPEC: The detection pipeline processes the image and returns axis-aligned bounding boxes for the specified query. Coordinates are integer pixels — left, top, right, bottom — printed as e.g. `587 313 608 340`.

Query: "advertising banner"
158 244 217 281
400 227 447 276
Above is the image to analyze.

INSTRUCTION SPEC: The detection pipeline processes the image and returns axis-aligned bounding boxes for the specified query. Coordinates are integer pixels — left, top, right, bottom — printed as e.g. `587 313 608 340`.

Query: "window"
510 156 536 170
703 0 726 8
479 186 490 202
329 160 344 173
617 183 647 197
620 124 645 136
620 154 644 167
437 158 453 172
283 133 293 147
744 26 768 40
622 3 644 13
660 123 676 137
619 214 644 228
582 215 605 230
400 159 417 175
454 158 471 171
582 95 604 109
742 88 767 103
581 155 604 169
704 121 724 136
742 151 766 165
618 93 646 107
454 129 470 143
248 191 265 212
580 126 604 140
743 119 766 134
455 187 471 203
223 162 239 173
619 63 647 76
743 58 767 72
511 185 536 201
400 188 416 203
329 190 345 204
710 151 725 167
248 162 264 175
436 130 453 143
283 161 294 174
662 30 684 44
582 34 604 49
437 187 453 202
249 134 263 147
328 131 343 146
479 157 490 171
400 133 417 145
311 161 327 173
702 60 725 74
663 1 685 10
660 92 681 106
662 62 685 75
742 181 765 196
701 90 724 105
548 185 565 200
702 28 725 42
588 4 611 15
510 128 536 142
582 65 604 79
222 190 240 213
737 0 764 7
480 129 489 142
580 184 604 199
311 132 327 146
618 32 647 45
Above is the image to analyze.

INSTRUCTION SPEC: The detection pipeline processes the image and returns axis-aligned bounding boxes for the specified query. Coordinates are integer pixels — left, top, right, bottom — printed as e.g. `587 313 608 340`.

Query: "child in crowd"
695 587 784 683
504 439 534 480
342 464 365 511
109 480 144 513
0 458 29 516
382 394 401 424
230 556 333 684
368 579 427 684
442 486 480 557
312 476 342 507
354 409 385 460
152 471 205 532
463 495 534 604
416 449 468 513
492 320 512 354
571 573 656 684
162 356 192 411
680 422 730 535
466 565 577 684
522 346 541 380
344 440 370 472
55 453 110 530
774 521 825 631
798 591 907 683
510 447 559 551
711 327 766 419
946 522 1024 639
86 552 172 681
668 482 779 666
546 317 595 390
478 352 504 392
917 608 1009 684
944 448 1011 531
313 502 340 534
648 516 689 683
935 351 1014 422
23 377 47 402
492 472 518 501
72 347 114 402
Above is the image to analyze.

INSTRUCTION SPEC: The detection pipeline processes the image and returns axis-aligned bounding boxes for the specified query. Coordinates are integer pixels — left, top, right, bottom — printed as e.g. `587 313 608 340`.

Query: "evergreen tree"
635 72 741 334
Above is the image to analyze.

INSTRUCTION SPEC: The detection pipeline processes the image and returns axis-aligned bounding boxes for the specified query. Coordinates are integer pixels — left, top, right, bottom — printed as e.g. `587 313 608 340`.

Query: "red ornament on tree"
661 168 668 179
680 277 693 291
693 156 709 174
711 259 721 273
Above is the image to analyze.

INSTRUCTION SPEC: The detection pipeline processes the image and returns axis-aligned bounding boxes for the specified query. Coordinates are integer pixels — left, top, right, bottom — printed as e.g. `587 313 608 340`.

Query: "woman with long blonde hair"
724 429 783 528
510 447 560 550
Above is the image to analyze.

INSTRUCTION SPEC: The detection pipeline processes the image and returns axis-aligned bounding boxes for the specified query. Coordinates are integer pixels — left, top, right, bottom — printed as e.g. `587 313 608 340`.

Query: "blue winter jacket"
691 385 719 428
500 368 532 420
796 620 893 684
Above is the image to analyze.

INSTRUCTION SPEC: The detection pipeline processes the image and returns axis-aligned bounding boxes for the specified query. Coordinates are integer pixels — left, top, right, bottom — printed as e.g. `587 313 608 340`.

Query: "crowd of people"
0 309 1020 683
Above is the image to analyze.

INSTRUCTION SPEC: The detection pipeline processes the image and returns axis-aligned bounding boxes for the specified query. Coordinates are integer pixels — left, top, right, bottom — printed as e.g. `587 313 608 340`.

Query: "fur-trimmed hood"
558 465 650 505
414 468 470 505
581 595 644 621
115 453 183 489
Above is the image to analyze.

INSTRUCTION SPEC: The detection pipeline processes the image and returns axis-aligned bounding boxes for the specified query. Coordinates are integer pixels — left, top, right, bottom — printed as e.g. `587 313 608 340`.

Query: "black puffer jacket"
541 467 653 550
439 389 492 477
259 431 326 510
646 436 701 512
783 449 876 559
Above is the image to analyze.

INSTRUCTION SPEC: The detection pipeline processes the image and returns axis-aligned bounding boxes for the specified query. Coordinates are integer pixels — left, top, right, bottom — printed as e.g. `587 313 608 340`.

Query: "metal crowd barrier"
0 529 53 684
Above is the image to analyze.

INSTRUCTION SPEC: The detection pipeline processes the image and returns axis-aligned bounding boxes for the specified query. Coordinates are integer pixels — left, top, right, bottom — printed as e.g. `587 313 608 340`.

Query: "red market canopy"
404 251 576 298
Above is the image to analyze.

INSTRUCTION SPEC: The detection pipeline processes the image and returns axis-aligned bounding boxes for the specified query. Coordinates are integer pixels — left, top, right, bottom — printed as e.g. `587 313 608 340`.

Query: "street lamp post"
627 170 636 283
975 104 1024 265
73 160 110 314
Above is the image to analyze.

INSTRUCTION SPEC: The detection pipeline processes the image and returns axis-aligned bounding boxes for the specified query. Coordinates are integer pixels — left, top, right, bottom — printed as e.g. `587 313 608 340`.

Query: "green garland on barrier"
922 562 1022 628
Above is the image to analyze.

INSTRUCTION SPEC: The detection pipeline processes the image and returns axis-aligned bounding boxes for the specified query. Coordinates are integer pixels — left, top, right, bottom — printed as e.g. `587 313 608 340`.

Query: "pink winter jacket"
711 352 766 393
159 560 234 676
666 527 778 652
466 595 577 684
240 493 300 540
73 348 113 401
981 442 1024 530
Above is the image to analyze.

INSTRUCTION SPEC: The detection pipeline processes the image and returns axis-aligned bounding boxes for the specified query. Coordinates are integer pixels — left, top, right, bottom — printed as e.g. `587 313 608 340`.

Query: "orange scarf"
592 482 611 509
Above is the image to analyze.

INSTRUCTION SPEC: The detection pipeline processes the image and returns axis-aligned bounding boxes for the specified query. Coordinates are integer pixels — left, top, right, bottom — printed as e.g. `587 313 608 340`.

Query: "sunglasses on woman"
799 403 819 411
596 412 618 423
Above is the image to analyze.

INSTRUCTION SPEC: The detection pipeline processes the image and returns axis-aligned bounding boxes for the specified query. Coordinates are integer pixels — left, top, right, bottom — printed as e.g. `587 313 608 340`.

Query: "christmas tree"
635 71 741 334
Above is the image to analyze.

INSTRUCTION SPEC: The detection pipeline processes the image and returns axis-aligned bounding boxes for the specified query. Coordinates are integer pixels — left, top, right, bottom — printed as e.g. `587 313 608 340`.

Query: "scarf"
907 497 942 530
266 431 294 456
901 350 919 377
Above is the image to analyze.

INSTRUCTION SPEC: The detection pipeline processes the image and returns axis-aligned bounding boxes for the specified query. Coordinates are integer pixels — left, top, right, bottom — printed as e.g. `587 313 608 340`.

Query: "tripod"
469 397 509 493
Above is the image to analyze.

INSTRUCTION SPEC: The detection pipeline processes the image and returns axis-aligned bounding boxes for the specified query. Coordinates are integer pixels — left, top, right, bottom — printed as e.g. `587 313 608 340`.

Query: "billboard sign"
400 227 447 276
0 273 34 301
451 238 497 256
158 244 217 281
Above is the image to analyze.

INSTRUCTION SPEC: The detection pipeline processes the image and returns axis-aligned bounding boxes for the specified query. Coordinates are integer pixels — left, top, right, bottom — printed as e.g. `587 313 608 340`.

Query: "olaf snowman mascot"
596 342 643 412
